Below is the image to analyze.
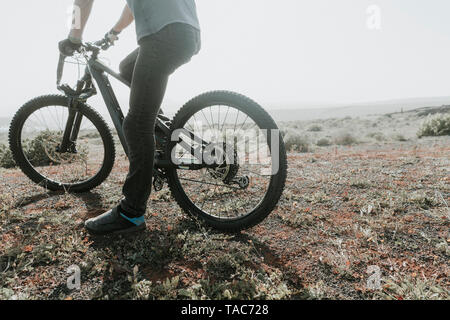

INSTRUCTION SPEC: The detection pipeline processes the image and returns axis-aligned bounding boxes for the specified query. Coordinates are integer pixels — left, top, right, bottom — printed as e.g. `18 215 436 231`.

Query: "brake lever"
94 38 115 51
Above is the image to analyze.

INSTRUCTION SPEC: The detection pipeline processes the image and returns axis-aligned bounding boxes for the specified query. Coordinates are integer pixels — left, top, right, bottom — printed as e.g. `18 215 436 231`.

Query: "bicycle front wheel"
9 95 115 192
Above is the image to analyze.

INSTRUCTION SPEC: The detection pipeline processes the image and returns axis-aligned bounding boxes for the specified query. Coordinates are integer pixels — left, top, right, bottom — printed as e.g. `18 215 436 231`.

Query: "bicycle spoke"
220 106 230 132
21 104 106 186
174 104 273 220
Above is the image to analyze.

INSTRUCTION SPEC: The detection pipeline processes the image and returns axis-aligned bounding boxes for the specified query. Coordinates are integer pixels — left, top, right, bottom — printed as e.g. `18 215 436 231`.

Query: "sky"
1 0 450 117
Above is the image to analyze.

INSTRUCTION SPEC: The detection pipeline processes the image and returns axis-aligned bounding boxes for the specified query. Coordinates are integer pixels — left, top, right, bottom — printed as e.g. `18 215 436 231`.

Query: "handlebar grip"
94 39 112 51
56 54 65 86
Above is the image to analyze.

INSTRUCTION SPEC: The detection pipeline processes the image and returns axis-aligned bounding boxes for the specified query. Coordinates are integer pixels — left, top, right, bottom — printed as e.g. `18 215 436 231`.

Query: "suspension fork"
59 98 83 153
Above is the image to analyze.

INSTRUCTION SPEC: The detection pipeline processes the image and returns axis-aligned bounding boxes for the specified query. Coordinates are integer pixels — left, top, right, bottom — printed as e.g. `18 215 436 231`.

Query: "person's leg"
119 48 139 84
85 23 201 234
121 24 200 216
119 42 171 216
119 48 172 117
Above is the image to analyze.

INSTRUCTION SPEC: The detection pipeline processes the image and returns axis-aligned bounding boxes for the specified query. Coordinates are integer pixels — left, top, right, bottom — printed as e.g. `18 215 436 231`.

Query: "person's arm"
112 4 134 34
100 5 134 46
59 0 94 56
68 0 95 43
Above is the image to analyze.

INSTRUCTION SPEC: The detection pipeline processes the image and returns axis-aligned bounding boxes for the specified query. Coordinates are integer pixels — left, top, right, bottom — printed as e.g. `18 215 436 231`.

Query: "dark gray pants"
119 23 201 217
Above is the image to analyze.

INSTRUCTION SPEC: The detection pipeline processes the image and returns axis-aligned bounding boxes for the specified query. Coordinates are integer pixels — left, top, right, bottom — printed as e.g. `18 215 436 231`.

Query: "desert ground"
0 106 449 300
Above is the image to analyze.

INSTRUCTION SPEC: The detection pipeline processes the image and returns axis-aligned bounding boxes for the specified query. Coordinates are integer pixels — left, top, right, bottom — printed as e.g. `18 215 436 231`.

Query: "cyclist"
59 0 201 235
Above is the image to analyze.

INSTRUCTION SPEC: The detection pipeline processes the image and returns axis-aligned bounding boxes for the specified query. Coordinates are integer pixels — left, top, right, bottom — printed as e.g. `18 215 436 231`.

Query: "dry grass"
0 107 449 300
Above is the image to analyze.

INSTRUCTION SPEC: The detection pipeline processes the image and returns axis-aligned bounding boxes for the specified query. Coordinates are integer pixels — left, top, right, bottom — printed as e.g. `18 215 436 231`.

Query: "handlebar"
56 38 112 87
56 38 112 98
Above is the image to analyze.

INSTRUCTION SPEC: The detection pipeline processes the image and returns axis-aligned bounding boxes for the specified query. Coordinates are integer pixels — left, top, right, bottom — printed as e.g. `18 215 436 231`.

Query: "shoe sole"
113 223 146 235
86 223 146 236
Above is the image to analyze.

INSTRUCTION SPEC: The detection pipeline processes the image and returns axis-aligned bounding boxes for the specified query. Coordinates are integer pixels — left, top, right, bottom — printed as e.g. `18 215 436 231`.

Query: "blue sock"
118 206 145 226
120 212 145 226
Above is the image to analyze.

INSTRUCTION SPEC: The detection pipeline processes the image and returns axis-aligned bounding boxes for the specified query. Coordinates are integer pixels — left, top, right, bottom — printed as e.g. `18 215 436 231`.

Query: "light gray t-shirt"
126 0 200 42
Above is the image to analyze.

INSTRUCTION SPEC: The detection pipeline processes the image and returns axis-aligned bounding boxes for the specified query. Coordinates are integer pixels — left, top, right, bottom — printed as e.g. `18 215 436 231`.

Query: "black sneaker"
84 206 146 235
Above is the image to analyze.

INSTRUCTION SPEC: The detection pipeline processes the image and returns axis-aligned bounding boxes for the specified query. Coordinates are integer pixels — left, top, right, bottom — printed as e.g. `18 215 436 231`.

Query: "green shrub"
0 130 88 168
308 125 322 132
316 138 332 147
393 134 407 142
206 253 242 281
367 132 385 142
377 276 449 300
417 114 450 138
0 132 53 168
0 144 16 168
24 131 56 167
334 132 357 146
283 131 311 152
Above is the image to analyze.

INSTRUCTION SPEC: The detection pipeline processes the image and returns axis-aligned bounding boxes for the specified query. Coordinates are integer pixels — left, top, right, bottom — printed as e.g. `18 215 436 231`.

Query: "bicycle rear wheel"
167 91 287 232
9 95 115 192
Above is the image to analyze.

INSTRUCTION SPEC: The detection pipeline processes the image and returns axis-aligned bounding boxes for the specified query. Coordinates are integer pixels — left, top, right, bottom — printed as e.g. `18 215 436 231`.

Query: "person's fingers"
106 32 119 43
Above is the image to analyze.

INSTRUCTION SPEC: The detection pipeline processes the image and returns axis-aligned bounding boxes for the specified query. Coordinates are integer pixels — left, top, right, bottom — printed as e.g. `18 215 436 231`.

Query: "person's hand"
59 38 82 57
104 29 121 46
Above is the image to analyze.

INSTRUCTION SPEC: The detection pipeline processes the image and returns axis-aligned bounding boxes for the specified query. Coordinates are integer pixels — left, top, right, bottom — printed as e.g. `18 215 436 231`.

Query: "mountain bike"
8 38 287 231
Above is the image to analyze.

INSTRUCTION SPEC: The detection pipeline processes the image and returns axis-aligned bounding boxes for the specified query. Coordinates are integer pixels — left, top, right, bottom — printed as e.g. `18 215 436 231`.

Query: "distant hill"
2 96 450 130
268 96 450 122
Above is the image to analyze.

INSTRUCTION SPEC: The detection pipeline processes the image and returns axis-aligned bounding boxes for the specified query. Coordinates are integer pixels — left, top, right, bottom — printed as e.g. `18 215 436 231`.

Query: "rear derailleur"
153 171 167 192
226 175 250 189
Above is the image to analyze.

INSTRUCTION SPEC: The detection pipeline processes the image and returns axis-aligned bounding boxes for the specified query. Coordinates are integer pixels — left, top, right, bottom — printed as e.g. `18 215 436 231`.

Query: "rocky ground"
0 107 449 300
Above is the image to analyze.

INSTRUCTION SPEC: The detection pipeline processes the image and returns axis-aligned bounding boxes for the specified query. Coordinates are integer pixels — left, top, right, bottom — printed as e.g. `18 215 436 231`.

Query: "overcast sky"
1 0 450 117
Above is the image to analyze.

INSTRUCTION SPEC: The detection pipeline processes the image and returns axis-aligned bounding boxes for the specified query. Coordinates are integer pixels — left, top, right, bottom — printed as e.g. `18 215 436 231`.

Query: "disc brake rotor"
206 142 239 183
